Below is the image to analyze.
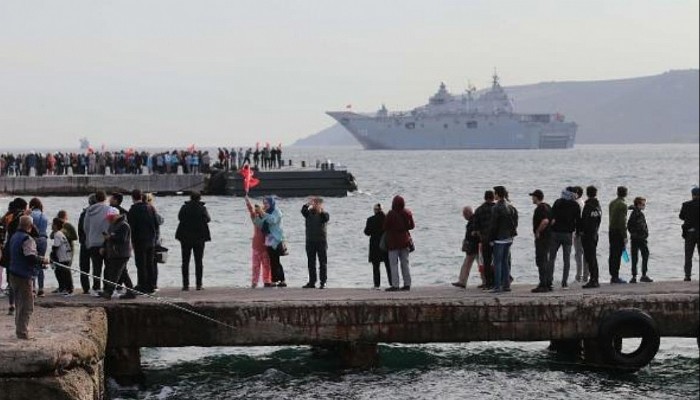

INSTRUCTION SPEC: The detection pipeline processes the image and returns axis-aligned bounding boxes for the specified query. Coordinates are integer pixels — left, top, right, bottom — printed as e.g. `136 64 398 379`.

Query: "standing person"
57 210 78 258
473 191 496 289
530 190 552 293
50 218 74 295
548 188 580 289
383 195 415 291
627 197 653 283
29 198 49 296
301 197 330 289
580 186 603 289
245 197 272 288
7 216 50 339
572 186 588 283
255 196 287 287
77 195 97 294
175 192 211 290
364 203 390 290
609 186 629 284
488 186 518 293
145 193 164 291
83 191 111 293
128 190 158 294
1 198 29 316
680 186 700 281
452 206 478 289
109 193 128 215
100 207 136 300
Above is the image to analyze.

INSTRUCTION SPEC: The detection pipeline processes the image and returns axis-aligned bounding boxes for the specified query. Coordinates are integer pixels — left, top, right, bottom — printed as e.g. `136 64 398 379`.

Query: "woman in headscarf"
254 196 287 287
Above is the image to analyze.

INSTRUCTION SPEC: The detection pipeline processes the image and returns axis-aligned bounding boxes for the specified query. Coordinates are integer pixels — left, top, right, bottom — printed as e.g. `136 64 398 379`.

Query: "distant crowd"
0 144 285 177
0 184 698 340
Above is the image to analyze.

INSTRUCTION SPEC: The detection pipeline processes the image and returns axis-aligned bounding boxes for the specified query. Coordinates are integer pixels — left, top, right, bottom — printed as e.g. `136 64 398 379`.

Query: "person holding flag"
239 164 260 194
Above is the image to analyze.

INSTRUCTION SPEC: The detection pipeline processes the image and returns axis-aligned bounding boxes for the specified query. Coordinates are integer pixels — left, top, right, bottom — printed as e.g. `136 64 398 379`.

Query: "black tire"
598 308 660 371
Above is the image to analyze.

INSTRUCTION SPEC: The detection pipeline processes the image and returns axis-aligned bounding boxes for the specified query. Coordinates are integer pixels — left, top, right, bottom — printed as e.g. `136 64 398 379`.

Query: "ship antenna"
492 68 499 88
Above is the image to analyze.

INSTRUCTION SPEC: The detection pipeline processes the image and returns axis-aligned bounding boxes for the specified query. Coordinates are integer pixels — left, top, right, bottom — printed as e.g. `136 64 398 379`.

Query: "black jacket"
301 204 329 243
579 198 602 237
679 198 699 238
104 216 132 259
473 201 495 239
364 212 387 263
488 200 518 241
627 207 649 240
175 200 211 244
551 198 580 233
127 202 158 246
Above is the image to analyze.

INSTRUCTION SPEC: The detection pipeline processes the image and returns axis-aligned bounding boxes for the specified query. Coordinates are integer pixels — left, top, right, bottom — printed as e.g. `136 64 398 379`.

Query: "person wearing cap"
530 190 552 293
680 186 700 281
100 207 135 300
580 186 602 288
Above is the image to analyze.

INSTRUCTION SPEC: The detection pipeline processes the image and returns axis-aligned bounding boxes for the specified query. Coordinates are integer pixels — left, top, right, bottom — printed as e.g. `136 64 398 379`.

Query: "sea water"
3 144 698 399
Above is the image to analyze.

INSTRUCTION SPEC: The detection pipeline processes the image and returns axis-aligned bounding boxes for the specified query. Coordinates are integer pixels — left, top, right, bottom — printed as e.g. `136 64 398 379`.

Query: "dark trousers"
306 241 327 285
582 233 599 283
88 247 105 291
535 236 550 288
181 241 205 289
630 238 649 277
481 243 494 286
608 230 625 279
685 231 699 278
372 257 391 287
549 231 573 285
134 243 155 292
79 245 91 293
53 261 74 293
103 257 129 296
267 245 285 283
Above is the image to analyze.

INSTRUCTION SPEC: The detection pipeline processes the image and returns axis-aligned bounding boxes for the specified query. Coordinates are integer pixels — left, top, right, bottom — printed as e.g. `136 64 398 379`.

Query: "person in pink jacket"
245 197 272 288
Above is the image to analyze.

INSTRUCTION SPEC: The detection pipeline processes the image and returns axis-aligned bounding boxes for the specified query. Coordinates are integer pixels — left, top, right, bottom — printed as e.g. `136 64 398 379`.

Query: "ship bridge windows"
521 114 551 123
405 122 415 129
466 121 477 129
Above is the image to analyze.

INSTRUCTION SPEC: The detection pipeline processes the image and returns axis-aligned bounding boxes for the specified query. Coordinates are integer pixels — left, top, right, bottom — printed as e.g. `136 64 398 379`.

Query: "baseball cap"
529 189 544 200
692 186 700 196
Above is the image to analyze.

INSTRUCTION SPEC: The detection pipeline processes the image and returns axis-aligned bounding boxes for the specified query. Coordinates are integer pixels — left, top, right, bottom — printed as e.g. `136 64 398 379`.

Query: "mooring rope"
50 261 238 331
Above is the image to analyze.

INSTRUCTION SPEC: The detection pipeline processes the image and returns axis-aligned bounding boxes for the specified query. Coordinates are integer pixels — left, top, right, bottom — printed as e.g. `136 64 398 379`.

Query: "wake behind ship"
327 74 577 150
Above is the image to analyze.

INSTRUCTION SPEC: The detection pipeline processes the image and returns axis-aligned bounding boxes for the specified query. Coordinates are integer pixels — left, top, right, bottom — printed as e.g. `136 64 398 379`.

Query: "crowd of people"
0 185 698 340
0 144 286 177
451 185 699 293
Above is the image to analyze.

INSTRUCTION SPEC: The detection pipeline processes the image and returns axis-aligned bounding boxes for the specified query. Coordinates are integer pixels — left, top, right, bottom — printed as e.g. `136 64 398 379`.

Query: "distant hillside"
293 69 699 146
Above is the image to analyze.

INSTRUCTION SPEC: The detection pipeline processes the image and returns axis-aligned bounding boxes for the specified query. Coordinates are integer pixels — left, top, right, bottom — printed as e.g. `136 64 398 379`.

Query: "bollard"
29 167 36 177
301 160 306 168
330 163 335 170
177 165 184 175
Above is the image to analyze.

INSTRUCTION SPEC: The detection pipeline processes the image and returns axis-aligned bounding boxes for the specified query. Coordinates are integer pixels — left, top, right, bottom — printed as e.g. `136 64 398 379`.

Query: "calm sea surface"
3 144 698 399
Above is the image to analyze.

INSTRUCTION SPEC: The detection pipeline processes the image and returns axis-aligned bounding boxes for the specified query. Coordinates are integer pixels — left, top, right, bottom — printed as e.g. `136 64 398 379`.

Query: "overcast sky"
0 0 697 149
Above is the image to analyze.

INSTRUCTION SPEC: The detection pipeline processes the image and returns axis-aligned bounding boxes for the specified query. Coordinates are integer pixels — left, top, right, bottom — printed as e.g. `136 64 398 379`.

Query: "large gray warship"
327 74 577 149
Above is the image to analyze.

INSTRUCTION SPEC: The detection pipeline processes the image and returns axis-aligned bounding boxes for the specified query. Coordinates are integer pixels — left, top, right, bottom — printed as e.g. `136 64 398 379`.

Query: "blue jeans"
492 242 512 290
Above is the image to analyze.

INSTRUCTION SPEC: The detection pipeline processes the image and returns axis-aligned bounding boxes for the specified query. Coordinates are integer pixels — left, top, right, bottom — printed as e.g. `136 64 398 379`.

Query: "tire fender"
598 308 660 371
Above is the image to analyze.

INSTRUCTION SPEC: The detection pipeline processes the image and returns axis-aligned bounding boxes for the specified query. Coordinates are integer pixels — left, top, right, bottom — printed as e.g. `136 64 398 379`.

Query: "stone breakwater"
0 308 107 400
0 174 206 196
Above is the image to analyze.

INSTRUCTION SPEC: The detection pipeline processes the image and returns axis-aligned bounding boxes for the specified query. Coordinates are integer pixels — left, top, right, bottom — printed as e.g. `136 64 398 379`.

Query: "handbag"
277 241 289 256
379 232 387 252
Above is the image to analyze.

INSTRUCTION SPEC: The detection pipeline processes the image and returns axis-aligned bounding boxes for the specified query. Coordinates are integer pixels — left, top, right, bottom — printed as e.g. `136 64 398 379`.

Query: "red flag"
187 144 196 153
239 164 260 194
87 146 94 154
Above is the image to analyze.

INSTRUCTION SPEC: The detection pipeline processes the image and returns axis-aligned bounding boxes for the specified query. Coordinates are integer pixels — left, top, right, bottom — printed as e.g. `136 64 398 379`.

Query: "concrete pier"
0 308 107 400
0 282 697 398
0 174 206 196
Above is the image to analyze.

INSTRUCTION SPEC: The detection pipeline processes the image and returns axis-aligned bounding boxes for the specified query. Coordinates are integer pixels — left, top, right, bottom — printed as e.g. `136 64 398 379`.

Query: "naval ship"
327 74 577 150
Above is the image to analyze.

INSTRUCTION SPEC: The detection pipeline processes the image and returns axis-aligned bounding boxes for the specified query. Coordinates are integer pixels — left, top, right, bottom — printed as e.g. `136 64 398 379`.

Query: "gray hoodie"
83 202 111 248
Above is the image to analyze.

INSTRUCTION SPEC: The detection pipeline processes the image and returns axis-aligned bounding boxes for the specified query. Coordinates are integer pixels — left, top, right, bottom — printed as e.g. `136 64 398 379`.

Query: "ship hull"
327 112 577 150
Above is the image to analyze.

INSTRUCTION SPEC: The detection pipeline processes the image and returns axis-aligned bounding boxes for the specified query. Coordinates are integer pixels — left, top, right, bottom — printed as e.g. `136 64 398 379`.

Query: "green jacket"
609 197 628 237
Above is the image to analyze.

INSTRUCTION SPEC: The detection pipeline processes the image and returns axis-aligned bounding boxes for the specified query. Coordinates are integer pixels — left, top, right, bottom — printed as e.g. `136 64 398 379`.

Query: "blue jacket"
9 231 40 279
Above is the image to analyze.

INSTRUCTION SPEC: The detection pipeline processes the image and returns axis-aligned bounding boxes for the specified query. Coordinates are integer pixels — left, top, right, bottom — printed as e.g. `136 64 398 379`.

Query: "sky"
0 0 698 149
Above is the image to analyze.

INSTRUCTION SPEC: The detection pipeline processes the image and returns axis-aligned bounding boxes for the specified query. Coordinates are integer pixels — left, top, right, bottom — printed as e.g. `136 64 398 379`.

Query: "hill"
293 69 699 146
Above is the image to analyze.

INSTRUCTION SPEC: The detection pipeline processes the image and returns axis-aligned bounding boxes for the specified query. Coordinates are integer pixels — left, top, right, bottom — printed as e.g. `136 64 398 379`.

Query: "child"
627 197 653 283
50 218 74 295
245 197 272 288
